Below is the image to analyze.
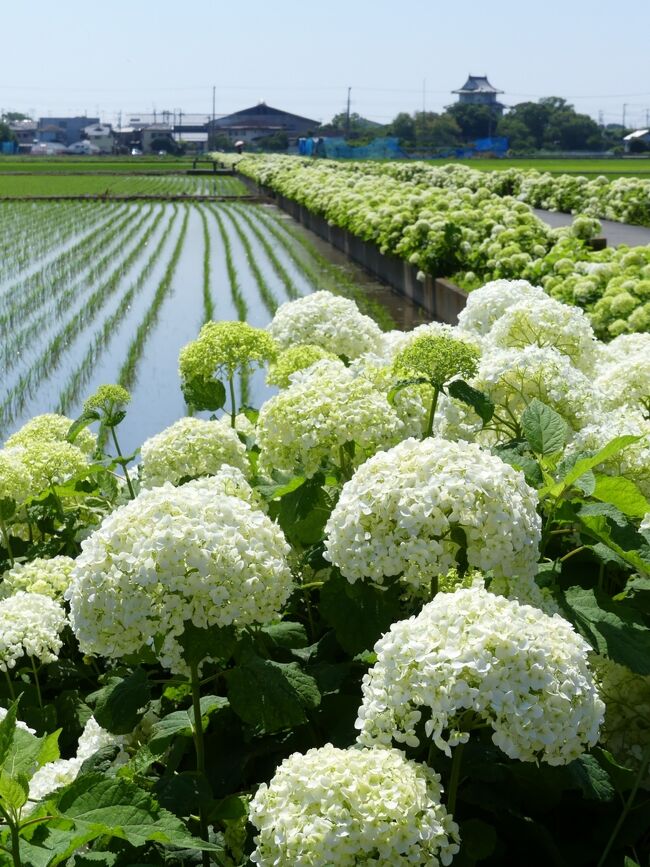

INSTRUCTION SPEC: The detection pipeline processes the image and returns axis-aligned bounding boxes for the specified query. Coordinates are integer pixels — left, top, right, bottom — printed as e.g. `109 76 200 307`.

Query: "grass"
0 156 194 173
0 174 248 197
429 157 650 178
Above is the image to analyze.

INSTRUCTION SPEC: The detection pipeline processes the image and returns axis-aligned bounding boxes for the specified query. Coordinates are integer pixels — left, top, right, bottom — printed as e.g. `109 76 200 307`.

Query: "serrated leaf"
90 668 151 735
493 447 543 487
181 375 226 412
256 475 306 501
546 435 641 497
567 753 615 802
67 411 100 445
149 695 228 753
0 700 18 770
561 586 650 674
319 572 404 656
178 621 237 668
0 770 29 810
226 655 320 734
521 399 568 455
592 474 650 518
387 377 430 406
259 622 308 650
447 379 494 424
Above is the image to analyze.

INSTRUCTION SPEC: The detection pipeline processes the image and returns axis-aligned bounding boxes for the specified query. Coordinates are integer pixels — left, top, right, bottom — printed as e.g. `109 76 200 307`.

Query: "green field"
0 156 196 173
432 157 650 178
0 173 248 197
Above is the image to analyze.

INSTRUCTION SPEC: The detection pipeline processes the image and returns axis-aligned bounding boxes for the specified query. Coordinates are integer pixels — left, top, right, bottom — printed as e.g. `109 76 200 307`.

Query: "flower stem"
190 662 211 867
0 518 14 568
424 387 440 439
446 741 466 816
110 426 135 499
4 670 15 702
30 658 43 710
597 744 650 867
228 375 237 428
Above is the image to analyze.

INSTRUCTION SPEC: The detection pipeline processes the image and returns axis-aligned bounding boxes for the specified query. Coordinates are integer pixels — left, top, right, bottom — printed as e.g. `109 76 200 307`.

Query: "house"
452 75 505 115
141 123 175 154
207 102 319 145
8 120 38 153
623 129 650 153
83 123 114 154
37 116 100 146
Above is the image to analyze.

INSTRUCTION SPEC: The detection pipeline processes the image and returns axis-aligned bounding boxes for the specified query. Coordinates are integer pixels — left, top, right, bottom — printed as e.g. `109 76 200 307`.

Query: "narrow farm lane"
533 208 650 247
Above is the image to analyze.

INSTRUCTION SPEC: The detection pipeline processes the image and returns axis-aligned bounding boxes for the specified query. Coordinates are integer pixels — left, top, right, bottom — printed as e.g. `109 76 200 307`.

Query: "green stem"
424 386 440 439
446 741 466 816
0 803 21 867
30 658 43 710
190 662 211 867
4 670 15 702
597 744 650 867
228 375 237 428
0 517 14 568
110 426 135 499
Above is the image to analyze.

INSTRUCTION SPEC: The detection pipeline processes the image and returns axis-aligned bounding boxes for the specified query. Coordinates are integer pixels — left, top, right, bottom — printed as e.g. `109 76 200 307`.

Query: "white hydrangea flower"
562 408 650 497
0 447 32 504
457 279 548 336
0 592 67 671
356 585 604 765
641 512 650 534
257 360 404 478
597 331 650 367
268 291 384 359
138 416 249 488
485 297 598 373
350 353 428 439
0 556 74 600
66 477 292 673
6 413 96 456
595 343 650 416
324 437 541 591
383 320 482 360
249 744 460 867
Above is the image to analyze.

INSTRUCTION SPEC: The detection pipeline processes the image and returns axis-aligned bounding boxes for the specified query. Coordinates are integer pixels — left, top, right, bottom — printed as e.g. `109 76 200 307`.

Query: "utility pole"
345 86 351 138
622 103 627 129
422 78 426 115
211 85 216 149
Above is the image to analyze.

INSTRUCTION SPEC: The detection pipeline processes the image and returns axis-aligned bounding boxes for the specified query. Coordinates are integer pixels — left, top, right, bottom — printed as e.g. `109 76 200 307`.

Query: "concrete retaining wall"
239 175 468 324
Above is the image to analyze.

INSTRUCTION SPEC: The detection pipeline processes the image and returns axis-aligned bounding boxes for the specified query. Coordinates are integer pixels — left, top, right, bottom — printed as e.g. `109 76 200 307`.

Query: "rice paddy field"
434 157 650 179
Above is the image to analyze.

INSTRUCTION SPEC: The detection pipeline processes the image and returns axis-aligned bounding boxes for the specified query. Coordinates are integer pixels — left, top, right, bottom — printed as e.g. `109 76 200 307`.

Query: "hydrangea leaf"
561 586 650 675
66 411 101 446
0 701 18 769
178 622 237 669
546 435 641 497
180 375 226 412
592 474 650 518
566 754 615 802
521 399 568 455
149 696 229 753
226 655 320 734
89 669 152 735
447 379 494 424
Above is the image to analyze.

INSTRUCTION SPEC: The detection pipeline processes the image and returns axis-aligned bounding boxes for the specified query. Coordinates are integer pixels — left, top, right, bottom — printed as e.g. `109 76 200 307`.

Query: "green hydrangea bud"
393 334 480 388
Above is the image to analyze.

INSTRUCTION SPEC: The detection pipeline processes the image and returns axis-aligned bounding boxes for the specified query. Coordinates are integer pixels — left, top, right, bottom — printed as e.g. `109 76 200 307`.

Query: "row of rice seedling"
0 174 250 198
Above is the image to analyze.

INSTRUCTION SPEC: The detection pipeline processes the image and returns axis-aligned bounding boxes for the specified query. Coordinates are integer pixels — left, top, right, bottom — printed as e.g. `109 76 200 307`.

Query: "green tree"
413 112 461 148
0 122 16 144
446 103 497 140
1 111 30 122
389 112 415 146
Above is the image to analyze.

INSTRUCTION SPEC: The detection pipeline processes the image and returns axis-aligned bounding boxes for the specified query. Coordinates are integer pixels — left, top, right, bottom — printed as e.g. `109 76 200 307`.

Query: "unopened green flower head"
267 343 340 388
83 384 131 415
179 321 277 383
393 334 480 388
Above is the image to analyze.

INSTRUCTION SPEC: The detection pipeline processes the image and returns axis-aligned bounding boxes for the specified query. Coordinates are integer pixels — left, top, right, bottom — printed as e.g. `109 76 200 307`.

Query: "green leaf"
447 379 494 424
226 655 320 734
274 474 333 545
0 700 18 769
0 770 29 810
1 726 60 783
90 669 152 735
567 754 615 801
592 474 650 518
149 695 228 753
387 377 430 406
521 399 568 455
0 497 16 521
577 508 650 575
67 411 100 444
319 572 403 656
256 475 306 501
561 586 650 674
545 435 641 497
259 622 309 651
592 747 636 793
206 794 248 822
47 774 223 852
178 621 237 669
181 375 226 412
492 446 543 488
154 771 212 816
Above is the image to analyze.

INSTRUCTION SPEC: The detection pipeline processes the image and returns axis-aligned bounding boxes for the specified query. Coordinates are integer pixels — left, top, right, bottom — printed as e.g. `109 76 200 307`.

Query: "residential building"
207 102 319 145
37 116 100 146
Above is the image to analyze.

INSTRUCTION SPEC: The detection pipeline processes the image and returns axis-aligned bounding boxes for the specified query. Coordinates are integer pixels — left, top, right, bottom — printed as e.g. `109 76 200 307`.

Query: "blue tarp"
0 141 17 155
298 136 406 160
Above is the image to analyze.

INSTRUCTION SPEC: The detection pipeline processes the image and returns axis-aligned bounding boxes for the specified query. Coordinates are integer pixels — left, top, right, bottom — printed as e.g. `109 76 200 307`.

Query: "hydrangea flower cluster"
0 591 67 670
66 477 292 672
356 585 604 765
178 320 277 382
6 413 96 456
595 337 650 416
392 332 480 387
456 279 548 336
485 296 598 373
266 343 340 387
139 417 249 488
324 437 541 590
268 291 385 359
0 447 32 504
257 360 404 478
0 555 74 600
249 744 460 867
83 383 131 415
591 655 650 784
18 440 90 492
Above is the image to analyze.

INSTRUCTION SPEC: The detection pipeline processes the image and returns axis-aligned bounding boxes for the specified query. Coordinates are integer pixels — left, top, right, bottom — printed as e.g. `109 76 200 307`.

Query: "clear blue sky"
3 0 649 128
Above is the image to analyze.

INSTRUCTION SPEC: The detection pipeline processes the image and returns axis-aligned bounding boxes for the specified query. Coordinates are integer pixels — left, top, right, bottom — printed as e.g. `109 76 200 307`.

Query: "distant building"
207 102 319 145
83 123 114 153
37 116 100 146
141 123 175 154
8 120 37 153
452 75 505 115
623 128 650 153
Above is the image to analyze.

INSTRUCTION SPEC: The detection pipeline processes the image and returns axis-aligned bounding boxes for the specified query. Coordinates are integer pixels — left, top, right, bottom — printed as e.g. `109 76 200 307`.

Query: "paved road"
532 208 650 248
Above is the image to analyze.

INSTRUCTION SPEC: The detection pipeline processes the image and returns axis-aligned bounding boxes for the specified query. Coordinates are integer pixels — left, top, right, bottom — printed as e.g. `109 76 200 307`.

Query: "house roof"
623 128 650 140
210 102 319 129
453 75 503 95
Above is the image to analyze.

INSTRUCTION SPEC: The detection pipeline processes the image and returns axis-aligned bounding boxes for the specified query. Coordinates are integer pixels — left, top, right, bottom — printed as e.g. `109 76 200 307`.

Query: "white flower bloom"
324 437 541 590
595 337 650 415
257 360 404 478
139 416 249 488
0 447 32 504
486 297 598 373
356 585 604 765
0 592 67 671
66 477 292 672
249 744 460 867
0 556 74 600
457 279 548 336
268 291 384 359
